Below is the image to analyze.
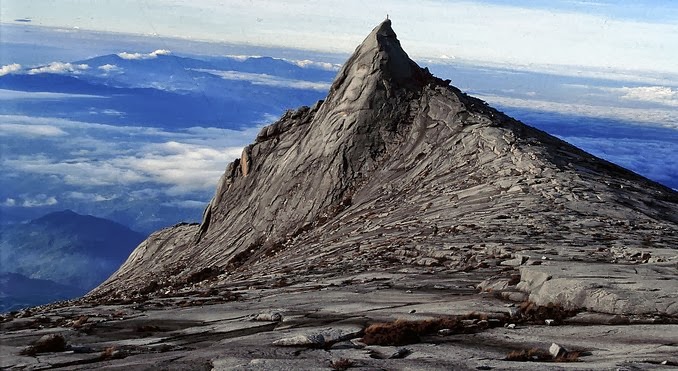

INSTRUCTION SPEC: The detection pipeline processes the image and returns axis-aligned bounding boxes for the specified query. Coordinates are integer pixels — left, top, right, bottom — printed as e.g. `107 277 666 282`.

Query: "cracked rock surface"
2 270 677 370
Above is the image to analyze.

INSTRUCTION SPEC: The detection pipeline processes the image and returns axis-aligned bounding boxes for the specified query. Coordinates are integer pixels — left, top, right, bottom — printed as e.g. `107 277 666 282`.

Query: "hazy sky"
1 1 677 75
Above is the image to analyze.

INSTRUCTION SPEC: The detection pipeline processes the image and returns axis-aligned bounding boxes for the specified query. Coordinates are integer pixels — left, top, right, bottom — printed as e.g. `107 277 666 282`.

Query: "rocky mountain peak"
91 20 678 302
327 19 430 100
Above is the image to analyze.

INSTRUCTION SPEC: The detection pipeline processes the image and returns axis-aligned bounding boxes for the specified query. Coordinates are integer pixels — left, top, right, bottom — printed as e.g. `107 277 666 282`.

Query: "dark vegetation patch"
362 301 581 347
186 266 223 284
20 334 66 355
362 312 492 346
518 301 580 325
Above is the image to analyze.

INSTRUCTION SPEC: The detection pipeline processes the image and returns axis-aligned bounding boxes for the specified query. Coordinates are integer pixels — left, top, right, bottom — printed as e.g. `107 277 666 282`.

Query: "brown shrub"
362 314 488 346
506 348 551 362
519 301 578 324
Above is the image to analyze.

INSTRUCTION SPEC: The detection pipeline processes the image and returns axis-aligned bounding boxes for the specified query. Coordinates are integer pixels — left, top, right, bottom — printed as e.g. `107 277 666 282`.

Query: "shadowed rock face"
91 19 678 302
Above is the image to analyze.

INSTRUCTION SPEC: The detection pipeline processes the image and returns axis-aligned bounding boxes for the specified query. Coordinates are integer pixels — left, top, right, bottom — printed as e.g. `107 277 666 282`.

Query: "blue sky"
2 0 677 77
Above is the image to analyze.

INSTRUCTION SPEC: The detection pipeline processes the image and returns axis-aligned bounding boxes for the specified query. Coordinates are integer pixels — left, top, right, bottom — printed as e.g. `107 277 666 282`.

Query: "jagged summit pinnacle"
328 19 432 102
91 20 678 301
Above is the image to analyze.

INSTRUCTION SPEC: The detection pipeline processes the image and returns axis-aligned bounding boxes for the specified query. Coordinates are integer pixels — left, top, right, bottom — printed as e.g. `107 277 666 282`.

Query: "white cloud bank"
3 142 244 193
2 198 16 207
0 123 67 137
0 89 105 100
0 63 22 76
476 94 678 130
195 69 331 91
561 135 678 190
612 86 678 107
117 49 171 60
28 62 90 75
224 55 341 71
98 64 121 73
66 191 117 202
0 114 261 195
4 194 60 208
286 59 341 71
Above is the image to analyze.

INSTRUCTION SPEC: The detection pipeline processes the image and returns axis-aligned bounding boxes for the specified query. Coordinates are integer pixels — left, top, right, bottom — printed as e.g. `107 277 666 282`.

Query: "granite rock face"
92 20 677 304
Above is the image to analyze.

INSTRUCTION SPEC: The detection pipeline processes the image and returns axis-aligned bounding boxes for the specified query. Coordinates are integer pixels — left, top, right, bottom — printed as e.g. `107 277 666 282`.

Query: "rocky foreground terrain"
2 20 677 370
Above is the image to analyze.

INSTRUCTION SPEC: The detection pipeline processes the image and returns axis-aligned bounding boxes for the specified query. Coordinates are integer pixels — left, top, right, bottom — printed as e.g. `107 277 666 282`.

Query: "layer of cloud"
2 198 16 207
98 64 121 73
3 143 243 193
0 89 105 100
0 115 167 136
612 86 678 107
194 69 331 91
0 63 22 76
0 123 67 137
476 94 678 129
0 114 261 195
28 62 89 75
285 59 341 71
66 191 118 202
117 49 171 60
225 55 340 71
5 194 60 208
560 135 678 190
112 140 245 193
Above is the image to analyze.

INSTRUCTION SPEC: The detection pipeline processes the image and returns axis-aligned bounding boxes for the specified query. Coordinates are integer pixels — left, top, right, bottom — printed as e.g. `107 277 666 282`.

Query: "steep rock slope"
92 20 678 300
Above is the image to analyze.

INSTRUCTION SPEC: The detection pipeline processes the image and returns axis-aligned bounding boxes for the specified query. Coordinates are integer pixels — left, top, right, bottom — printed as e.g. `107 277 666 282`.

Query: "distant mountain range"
0 210 144 312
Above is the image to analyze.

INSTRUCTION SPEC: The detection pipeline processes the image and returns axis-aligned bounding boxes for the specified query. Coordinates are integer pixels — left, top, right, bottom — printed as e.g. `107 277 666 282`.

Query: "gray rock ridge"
90 20 678 302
